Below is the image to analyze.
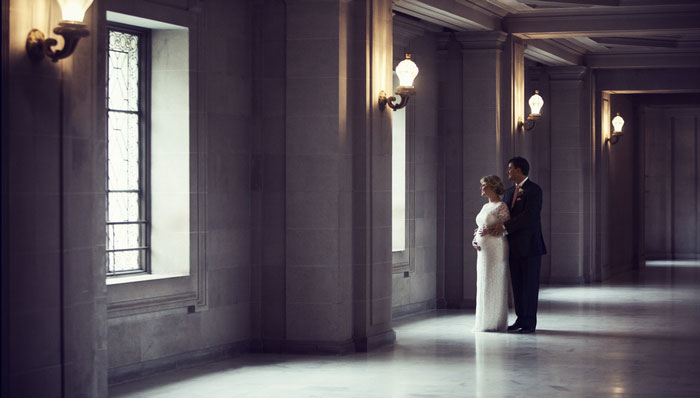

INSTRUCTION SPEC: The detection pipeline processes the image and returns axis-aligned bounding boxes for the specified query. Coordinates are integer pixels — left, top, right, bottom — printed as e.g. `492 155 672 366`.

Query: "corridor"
111 261 700 397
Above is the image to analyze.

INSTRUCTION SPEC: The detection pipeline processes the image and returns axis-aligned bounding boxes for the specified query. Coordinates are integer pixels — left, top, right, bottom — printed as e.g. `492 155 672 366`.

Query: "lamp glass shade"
528 90 544 116
57 0 94 22
612 113 624 133
395 55 419 87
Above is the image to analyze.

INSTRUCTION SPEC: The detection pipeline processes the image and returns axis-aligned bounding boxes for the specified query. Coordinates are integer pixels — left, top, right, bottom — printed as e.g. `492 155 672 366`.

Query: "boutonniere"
517 189 525 197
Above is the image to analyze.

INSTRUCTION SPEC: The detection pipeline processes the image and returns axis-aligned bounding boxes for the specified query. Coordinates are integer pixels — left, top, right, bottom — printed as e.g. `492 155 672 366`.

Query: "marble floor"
110 260 700 397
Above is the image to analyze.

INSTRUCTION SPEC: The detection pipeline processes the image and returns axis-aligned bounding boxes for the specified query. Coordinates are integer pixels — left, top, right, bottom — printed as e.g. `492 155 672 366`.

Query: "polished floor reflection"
110 261 700 397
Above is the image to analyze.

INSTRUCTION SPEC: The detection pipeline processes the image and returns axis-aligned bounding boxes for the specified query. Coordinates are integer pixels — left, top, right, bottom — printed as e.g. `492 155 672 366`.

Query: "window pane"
108 30 139 112
108 111 140 191
107 223 142 251
107 26 147 276
108 250 142 273
108 192 140 222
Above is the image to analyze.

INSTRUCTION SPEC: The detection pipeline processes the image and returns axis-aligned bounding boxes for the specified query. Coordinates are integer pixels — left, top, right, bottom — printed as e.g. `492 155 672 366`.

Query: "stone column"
525 66 552 280
437 31 523 308
350 0 396 352
457 31 509 307
284 0 394 353
502 35 525 164
3 0 107 396
547 66 595 283
437 34 465 308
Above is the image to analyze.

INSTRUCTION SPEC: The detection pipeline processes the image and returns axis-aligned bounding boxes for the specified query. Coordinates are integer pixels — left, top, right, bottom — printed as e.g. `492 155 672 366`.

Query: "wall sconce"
518 90 544 131
26 0 94 63
607 112 624 144
379 54 419 111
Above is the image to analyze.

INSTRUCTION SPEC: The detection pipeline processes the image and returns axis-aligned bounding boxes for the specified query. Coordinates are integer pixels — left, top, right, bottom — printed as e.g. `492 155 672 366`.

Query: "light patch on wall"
602 94 611 144
392 72 406 253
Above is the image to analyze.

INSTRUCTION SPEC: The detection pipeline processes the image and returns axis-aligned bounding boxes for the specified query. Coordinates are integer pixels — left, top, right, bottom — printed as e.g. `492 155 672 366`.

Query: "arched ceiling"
393 0 700 68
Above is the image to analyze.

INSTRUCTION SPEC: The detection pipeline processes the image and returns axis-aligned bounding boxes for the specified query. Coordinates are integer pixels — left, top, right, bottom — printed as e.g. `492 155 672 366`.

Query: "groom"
484 156 546 334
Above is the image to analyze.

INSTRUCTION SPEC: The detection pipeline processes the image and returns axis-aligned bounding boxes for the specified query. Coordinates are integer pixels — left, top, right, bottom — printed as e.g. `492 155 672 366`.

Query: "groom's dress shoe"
518 327 536 334
507 324 521 332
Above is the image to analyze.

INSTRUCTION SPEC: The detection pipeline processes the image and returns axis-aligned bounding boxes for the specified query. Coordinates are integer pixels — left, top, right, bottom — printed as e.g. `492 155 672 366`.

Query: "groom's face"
507 163 523 182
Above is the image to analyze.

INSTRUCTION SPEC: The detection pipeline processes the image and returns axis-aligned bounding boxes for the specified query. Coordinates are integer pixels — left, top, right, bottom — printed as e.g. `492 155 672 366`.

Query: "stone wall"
390 17 439 318
3 0 106 395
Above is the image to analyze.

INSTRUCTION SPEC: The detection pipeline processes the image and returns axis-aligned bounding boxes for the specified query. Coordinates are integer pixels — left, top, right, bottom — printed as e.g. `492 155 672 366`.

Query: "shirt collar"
517 177 528 187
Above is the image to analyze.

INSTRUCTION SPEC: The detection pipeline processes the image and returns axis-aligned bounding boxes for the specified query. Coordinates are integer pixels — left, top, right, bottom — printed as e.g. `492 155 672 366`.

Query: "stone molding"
548 65 588 81
253 330 396 354
354 329 397 352
393 13 441 51
392 299 437 319
454 30 508 50
108 341 250 386
253 338 357 355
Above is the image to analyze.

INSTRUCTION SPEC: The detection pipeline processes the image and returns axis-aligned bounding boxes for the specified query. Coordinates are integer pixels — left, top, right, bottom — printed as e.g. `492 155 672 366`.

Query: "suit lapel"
504 185 514 208
511 180 530 211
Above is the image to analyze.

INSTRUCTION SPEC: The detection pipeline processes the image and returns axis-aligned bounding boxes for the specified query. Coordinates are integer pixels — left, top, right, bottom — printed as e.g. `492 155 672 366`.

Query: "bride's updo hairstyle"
480 175 505 196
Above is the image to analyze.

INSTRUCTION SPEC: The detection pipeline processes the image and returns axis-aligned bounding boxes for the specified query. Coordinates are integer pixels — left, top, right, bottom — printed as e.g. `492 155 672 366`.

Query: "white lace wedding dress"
473 201 510 332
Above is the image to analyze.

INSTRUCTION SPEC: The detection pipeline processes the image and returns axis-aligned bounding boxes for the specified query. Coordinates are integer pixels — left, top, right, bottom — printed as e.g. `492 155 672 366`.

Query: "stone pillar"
525 66 552 280
502 35 525 164
349 0 396 351
437 34 464 308
547 66 594 283
251 0 287 346
437 31 522 308
2 0 107 396
457 31 509 307
284 0 394 352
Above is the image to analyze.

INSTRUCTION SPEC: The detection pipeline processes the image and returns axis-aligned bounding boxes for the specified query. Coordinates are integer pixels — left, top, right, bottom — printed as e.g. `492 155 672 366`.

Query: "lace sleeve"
495 202 510 223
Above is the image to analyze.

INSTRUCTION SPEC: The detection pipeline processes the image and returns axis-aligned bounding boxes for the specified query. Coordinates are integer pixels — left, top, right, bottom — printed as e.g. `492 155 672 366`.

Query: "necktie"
510 184 520 209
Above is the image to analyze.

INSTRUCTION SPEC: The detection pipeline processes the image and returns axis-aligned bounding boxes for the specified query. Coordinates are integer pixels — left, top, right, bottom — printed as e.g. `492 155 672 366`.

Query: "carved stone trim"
455 30 508 50
548 65 588 81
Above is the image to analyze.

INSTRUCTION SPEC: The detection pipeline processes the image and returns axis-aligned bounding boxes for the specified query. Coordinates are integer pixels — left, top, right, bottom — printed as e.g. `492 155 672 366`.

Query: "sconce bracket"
517 114 540 132
379 87 415 111
26 22 90 63
26 29 47 62
606 133 622 145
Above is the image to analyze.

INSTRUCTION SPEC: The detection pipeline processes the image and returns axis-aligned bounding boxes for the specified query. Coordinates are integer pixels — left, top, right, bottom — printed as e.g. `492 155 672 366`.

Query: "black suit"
502 179 546 330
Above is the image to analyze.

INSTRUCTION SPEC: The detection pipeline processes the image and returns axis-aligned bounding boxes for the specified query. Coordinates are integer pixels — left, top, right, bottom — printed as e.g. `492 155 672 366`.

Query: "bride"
471 175 510 332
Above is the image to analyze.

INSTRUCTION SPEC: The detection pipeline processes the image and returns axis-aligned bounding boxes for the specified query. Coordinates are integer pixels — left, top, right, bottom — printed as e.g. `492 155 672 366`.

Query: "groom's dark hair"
508 156 530 176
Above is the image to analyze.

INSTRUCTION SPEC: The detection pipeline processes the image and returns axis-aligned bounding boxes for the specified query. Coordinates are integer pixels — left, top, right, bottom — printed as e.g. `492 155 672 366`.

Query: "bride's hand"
489 224 505 236
472 240 481 251
478 225 488 236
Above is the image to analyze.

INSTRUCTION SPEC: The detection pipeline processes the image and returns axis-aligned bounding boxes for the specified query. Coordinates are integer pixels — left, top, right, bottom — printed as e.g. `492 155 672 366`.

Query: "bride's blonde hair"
480 175 505 196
